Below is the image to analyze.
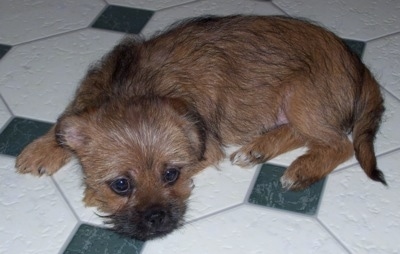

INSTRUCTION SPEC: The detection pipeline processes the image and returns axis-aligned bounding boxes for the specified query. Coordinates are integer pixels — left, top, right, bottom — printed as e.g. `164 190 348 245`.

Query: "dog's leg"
280 137 353 190
15 75 101 176
192 137 225 174
15 59 116 175
230 125 305 167
15 126 71 176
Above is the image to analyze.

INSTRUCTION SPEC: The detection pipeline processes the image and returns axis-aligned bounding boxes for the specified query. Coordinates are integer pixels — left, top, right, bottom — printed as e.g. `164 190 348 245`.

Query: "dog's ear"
166 98 191 116
55 115 91 151
166 98 207 161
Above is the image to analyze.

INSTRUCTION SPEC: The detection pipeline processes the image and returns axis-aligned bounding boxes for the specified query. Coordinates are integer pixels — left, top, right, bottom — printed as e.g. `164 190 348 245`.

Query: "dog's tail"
352 67 387 185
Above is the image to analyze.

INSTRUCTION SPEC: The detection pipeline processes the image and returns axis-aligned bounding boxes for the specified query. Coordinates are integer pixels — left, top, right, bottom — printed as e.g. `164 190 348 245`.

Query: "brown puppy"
15 15 386 240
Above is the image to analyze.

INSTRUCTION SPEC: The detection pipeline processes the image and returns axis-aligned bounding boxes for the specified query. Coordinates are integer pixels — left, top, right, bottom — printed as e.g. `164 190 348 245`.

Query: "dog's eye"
163 168 180 184
110 177 132 196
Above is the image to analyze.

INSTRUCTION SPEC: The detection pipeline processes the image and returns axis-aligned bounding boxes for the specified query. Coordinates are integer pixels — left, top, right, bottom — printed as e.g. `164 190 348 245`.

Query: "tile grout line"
270 1 291 16
1 3 131 54
49 176 83 253
186 203 245 225
6 27 89 48
6 13 126 49
154 0 205 12
245 201 319 219
270 3 400 45
381 147 400 156
314 149 400 253
3 2 113 47
0 93 15 134
50 176 81 220
333 147 400 176
365 30 400 44
0 117 13 136
382 85 400 103
243 164 263 204
269 3 400 44
316 217 352 254
312 166 353 253
57 222 82 254
88 3 109 28
0 93 14 117
313 174 329 216
141 203 248 252
181 162 263 225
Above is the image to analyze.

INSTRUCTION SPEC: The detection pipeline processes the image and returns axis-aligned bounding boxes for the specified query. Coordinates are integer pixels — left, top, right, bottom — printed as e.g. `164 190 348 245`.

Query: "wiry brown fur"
16 15 386 240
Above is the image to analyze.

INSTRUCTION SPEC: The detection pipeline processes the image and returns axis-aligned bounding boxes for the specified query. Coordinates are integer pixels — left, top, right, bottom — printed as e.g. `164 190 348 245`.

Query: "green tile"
343 39 366 58
92 5 154 34
64 224 144 254
0 117 52 157
248 164 325 215
0 44 12 59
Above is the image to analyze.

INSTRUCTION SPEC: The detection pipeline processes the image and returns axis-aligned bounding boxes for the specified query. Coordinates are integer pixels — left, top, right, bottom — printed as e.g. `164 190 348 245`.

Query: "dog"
15 15 386 240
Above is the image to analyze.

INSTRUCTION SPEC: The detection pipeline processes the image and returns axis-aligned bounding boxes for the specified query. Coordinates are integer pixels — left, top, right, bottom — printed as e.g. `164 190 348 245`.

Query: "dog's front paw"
230 148 264 168
16 136 70 176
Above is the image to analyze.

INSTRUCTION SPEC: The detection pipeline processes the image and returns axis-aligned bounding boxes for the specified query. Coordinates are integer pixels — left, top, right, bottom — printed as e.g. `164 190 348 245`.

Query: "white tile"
187 157 257 221
143 205 347 254
364 33 400 100
0 0 106 45
106 0 196 11
273 0 400 41
0 155 78 254
141 0 284 37
0 29 123 122
52 160 105 226
0 97 11 129
318 151 400 254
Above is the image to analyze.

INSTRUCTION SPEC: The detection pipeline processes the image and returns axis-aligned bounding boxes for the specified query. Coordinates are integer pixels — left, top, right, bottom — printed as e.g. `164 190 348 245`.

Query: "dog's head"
56 98 206 240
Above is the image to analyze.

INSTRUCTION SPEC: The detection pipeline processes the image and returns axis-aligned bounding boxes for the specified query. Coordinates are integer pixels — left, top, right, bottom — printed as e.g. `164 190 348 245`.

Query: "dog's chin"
104 205 187 241
111 220 181 241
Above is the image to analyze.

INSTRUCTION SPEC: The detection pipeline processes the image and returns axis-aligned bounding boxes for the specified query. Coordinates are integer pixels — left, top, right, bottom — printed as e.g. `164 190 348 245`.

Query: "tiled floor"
0 0 399 253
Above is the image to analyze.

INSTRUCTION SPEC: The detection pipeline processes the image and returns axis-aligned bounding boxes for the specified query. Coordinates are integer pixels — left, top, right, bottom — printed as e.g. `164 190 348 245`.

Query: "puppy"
16 15 386 240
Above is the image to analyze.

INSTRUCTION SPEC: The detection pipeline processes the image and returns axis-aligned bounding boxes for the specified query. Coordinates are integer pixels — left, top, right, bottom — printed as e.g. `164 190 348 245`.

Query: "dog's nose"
144 208 166 227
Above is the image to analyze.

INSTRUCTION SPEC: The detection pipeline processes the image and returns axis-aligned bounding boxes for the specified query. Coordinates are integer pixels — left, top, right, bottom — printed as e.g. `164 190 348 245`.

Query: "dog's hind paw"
280 170 317 191
280 174 296 190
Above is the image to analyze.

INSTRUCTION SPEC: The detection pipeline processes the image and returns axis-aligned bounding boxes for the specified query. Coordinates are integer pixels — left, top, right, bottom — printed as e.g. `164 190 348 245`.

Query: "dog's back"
140 15 386 186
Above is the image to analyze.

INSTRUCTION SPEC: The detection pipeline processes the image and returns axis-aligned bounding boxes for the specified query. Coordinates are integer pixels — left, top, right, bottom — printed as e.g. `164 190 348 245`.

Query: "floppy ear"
167 98 191 116
167 98 207 161
55 115 91 151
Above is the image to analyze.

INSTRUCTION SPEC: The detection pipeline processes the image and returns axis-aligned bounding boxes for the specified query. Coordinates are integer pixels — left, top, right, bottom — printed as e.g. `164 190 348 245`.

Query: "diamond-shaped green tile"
343 39 366 58
0 44 12 59
92 5 154 34
64 224 144 254
0 117 52 157
248 164 325 215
